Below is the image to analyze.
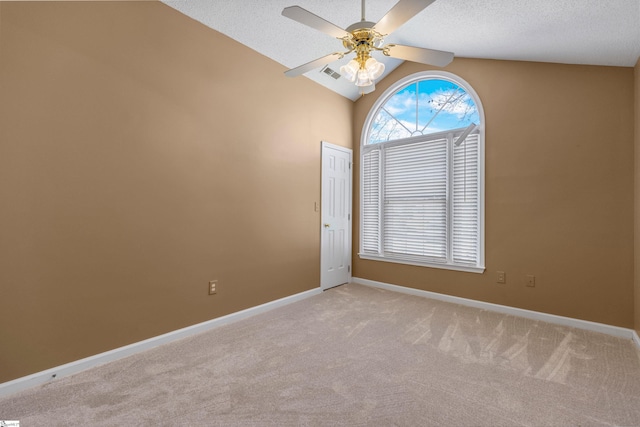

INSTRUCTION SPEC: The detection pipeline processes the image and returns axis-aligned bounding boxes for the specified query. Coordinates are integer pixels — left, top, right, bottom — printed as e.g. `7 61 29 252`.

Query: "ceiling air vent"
321 66 341 80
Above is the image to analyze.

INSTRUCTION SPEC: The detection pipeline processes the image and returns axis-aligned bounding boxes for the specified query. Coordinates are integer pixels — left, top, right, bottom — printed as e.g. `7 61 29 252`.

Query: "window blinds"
452 133 479 264
361 129 480 268
384 138 448 260
362 149 380 253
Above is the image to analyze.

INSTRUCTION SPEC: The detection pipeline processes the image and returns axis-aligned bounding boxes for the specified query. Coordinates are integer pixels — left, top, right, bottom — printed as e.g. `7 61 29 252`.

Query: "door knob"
324 223 330 228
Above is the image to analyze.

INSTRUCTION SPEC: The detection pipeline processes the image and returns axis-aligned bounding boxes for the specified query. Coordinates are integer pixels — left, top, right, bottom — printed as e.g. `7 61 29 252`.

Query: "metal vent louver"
321 66 341 80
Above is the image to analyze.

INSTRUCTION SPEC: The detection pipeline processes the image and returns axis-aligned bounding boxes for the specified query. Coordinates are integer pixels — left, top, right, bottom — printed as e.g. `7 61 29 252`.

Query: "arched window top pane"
367 76 481 145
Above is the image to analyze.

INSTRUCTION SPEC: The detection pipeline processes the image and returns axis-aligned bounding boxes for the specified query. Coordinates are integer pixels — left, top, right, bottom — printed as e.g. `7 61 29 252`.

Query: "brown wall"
0 1 352 383
635 57 640 336
353 59 635 328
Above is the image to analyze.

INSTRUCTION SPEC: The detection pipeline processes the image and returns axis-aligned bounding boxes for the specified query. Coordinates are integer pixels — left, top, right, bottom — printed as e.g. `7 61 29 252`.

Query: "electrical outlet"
208 280 217 295
497 271 506 284
526 275 535 287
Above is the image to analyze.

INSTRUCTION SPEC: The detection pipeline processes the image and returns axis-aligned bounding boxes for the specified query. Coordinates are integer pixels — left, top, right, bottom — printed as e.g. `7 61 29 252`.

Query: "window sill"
358 253 485 274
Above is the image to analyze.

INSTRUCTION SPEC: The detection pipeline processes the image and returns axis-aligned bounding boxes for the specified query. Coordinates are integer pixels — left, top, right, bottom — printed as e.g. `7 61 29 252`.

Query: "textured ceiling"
162 0 640 100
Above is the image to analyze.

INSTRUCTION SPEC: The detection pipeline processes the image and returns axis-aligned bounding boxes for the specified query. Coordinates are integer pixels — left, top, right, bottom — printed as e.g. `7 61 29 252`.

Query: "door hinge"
348 265 351 272
349 162 352 170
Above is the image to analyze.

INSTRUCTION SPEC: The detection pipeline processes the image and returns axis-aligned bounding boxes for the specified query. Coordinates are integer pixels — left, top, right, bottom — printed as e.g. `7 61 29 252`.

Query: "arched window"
360 71 485 272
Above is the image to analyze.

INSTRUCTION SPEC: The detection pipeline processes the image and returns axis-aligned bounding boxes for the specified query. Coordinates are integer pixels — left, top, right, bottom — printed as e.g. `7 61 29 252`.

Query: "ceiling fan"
282 0 454 93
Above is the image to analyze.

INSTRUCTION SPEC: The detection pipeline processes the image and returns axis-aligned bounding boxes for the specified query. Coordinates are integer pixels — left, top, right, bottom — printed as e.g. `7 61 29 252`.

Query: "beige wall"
353 59 635 328
0 2 352 383
635 57 640 336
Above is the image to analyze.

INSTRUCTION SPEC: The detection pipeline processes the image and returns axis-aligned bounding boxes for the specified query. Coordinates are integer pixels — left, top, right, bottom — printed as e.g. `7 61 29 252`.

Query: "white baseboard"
352 277 639 344
0 287 322 398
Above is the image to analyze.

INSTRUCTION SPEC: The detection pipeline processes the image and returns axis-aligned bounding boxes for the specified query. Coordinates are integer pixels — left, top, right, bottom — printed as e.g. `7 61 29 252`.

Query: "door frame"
320 141 353 290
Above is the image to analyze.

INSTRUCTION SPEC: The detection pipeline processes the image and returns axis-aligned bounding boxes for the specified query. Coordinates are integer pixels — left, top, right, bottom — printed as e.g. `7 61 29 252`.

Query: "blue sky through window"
368 79 480 144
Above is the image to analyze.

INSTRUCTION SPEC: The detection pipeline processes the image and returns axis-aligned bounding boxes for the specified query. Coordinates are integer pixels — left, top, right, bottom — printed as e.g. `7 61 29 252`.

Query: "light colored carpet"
1 283 640 426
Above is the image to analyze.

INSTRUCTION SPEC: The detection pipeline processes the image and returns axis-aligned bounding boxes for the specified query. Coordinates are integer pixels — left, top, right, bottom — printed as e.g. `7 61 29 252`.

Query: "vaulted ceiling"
162 0 640 100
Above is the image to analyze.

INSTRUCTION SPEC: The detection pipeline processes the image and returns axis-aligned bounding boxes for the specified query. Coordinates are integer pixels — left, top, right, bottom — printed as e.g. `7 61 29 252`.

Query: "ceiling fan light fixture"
355 69 373 87
360 82 376 95
365 57 385 79
340 59 360 82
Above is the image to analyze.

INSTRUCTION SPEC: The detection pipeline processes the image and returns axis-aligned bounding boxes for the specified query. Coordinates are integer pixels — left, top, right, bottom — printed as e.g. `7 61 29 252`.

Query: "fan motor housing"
345 20 376 33
343 22 383 50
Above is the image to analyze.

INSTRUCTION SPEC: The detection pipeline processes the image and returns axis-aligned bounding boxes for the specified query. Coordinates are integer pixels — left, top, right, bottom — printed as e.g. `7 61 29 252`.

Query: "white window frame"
359 71 485 273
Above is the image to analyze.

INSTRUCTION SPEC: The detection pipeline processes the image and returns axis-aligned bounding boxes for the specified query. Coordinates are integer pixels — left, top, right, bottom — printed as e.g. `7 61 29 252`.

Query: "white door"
321 142 352 290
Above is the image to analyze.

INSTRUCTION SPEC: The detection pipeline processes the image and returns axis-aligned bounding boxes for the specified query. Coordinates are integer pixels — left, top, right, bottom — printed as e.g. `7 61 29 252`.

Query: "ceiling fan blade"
373 0 436 35
284 52 344 77
385 44 454 67
282 6 349 39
